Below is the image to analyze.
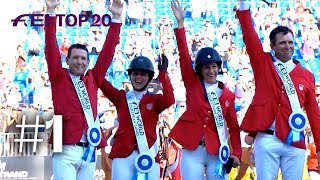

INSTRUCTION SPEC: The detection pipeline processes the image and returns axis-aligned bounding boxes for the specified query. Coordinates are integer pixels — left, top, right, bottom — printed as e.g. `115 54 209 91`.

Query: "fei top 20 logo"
12 13 112 27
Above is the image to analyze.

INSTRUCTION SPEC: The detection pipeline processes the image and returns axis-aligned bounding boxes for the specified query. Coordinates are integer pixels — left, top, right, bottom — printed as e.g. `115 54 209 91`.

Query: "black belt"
76 142 89 147
199 139 205 146
261 129 274 135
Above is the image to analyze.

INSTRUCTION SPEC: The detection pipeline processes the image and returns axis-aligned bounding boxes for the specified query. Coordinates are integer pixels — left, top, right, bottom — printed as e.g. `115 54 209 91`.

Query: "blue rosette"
285 110 307 145
87 126 102 147
82 126 102 162
219 144 230 164
135 151 155 174
214 143 230 178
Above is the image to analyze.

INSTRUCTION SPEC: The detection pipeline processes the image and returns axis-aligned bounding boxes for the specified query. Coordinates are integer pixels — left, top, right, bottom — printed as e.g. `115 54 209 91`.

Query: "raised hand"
45 0 60 13
158 54 169 71
170 0 185 24
107 0 124 20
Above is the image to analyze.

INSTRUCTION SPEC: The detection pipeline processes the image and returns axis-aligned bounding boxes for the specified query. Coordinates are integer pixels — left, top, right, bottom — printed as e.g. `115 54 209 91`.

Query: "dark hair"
67 44 90 60
271 2 277 7
194 47 222 79
269 26 294 45
304 8 312 14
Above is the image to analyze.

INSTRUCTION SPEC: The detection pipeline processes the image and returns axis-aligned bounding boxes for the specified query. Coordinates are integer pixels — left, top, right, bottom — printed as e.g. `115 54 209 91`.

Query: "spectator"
142 0 155 26
59 37 72 61
112 48 128 90
6 84 22 109
4 108 21 156
0 69 6 104
0 106 7 156
306 125 320 179
27 29 42 57
127 0 143 26
89 27 106 55
15 55 27 73
15 45 27 63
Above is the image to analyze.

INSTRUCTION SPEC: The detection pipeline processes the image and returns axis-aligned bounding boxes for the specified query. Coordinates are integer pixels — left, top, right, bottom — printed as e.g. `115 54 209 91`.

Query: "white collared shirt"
238 0 250 11
204 82 222 97
134 89 147 102
273 56 296 73
70 72 80 79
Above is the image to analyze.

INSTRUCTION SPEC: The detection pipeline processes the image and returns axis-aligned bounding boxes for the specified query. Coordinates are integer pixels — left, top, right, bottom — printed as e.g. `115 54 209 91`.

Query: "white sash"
204 84 229 178
71 76 101 162
274 61 307 144
126 90 156 179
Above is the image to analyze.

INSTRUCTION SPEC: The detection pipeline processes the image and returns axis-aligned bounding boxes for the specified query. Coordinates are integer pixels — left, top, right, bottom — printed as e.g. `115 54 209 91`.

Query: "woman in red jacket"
168 1 241 180
99 55 175 180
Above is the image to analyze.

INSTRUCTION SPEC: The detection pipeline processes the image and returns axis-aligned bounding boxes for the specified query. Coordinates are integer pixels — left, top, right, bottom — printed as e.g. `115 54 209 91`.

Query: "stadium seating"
13 0 320 106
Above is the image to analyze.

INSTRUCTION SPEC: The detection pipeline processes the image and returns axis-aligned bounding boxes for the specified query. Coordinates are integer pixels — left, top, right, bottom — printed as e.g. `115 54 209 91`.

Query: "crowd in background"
0 0 320 178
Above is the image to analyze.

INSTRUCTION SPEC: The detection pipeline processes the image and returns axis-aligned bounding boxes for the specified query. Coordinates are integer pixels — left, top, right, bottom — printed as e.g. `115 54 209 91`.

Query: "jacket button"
205 117 209 120
203 125 207 128
208 111 211 114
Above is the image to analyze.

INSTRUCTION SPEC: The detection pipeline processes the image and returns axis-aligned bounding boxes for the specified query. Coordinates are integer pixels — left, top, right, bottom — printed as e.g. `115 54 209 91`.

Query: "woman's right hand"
107 0 124 21
45 0 60 13
170 0 185 28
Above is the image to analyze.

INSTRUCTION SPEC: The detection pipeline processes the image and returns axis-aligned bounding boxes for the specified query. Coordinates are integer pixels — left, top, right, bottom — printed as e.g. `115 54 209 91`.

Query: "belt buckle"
76 142 88 147
262 129 274 135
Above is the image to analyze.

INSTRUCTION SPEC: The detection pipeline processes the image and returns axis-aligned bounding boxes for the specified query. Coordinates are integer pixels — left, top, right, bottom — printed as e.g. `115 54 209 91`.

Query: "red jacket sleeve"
91 22 121 87
44 16 64 85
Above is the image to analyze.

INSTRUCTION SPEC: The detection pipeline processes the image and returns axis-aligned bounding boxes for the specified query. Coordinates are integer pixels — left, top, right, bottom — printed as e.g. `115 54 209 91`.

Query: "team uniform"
168 27 241 180
44 15 121 179
237 2 320 179
99 59 175 179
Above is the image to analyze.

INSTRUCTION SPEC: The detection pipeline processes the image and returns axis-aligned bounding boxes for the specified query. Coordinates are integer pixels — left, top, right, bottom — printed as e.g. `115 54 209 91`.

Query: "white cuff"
111 18 121 23
239 1 250 10
46 12 56 17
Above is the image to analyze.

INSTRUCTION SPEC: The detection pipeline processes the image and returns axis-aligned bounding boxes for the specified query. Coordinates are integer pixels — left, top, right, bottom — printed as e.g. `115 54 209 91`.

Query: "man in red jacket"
237 0 320 179
44 0 123 179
